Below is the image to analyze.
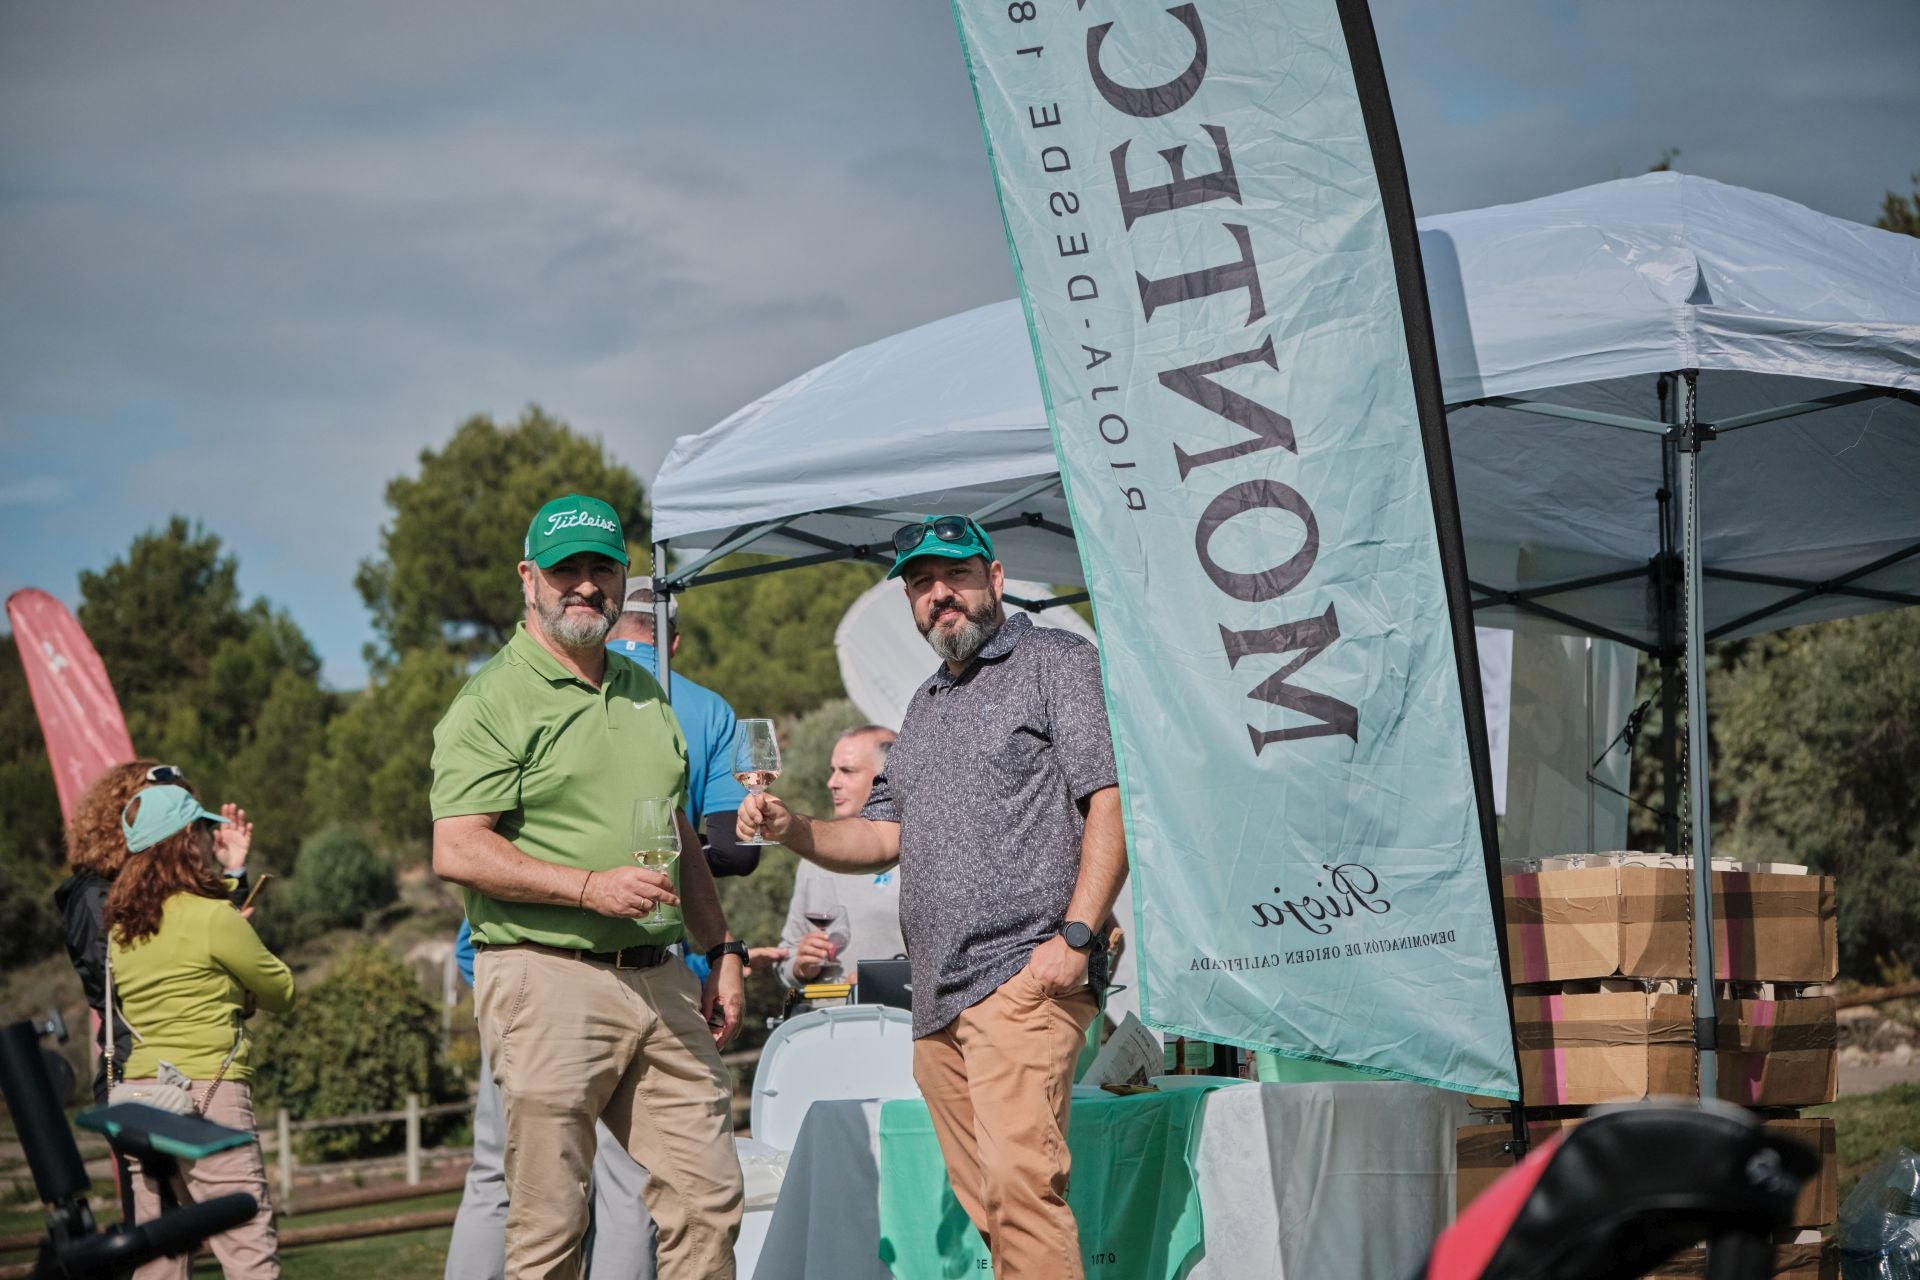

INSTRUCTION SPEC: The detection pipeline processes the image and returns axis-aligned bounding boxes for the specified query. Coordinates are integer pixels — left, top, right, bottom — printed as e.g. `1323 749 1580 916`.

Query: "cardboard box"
1502 866 1836 984
1504 866 1688 983
1713 872 1837 984
1718 998 1838 1108
1509 990 1696 1107
1774 1118 1839 1227
1457 1117 1836 1227
1651 1240 1833 1278
1496 992 1836 1108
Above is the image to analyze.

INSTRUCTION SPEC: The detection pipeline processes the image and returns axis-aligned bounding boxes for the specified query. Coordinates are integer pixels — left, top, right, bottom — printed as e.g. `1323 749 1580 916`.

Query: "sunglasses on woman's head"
891 516 985 556
145 765 187 785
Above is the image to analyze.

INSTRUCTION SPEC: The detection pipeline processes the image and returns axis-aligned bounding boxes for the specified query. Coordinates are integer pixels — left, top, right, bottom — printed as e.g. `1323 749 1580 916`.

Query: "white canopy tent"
654 174 1920 637
651 172 1920 1091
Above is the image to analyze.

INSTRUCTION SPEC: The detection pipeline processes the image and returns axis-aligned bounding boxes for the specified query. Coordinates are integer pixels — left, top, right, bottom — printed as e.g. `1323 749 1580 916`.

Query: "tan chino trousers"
475 947 742 1280
912 967 1100 1279
128 1079 278 1280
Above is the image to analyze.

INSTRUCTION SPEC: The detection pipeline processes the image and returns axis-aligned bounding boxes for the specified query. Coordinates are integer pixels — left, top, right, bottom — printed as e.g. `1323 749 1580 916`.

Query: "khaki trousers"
128 1080 277 1280
475 947 741 1280
912 968 1099 1280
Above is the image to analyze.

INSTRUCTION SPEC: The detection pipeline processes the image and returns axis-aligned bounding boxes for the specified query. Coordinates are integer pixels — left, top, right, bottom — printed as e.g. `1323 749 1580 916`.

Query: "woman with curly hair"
107 784 292 1280
55 761 254 1104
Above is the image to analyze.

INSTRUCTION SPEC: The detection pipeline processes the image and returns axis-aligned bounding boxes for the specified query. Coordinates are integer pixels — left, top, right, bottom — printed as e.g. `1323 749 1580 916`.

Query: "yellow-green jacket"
110 893 294 1082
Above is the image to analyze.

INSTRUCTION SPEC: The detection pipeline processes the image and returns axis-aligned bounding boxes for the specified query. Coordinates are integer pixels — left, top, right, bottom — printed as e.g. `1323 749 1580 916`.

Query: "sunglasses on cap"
890 516 988 556
145 765 187 785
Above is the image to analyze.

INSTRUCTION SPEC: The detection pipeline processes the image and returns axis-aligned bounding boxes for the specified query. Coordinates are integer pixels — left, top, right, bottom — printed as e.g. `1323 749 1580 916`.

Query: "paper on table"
1079 1012 1163 1088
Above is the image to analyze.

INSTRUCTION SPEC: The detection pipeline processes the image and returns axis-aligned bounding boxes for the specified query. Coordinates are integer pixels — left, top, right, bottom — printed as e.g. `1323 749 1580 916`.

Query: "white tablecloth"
750 1082 1469 1280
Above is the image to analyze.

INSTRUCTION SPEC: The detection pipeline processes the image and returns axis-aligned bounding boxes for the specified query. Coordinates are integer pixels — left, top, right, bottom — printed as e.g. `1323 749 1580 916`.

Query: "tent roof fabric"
652 173 1920 646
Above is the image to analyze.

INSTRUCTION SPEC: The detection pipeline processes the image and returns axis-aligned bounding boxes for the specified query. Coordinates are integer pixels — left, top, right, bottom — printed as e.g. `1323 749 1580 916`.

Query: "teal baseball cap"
121 785 227 854
524 495 630 569
887 515 997 580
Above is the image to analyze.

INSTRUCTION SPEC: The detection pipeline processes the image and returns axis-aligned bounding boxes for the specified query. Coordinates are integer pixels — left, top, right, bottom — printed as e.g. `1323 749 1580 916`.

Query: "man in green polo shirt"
432 494 747 1280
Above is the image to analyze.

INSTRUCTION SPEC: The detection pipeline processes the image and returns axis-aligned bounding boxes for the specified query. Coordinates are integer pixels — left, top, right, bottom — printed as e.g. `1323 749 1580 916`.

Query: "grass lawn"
272 1224 455 1280
6 1083 1913 1277
1808 1080 1920 1203
225 1190 464 1280
2 1188 464 1278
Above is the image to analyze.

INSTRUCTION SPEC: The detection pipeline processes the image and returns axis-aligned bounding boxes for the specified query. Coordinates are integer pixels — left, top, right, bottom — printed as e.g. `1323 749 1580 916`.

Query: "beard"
534 589 619 649
919 594 1002 665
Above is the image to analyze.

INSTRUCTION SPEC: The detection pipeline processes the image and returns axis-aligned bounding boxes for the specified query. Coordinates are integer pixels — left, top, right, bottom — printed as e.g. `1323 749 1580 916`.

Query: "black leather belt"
479 940 672 970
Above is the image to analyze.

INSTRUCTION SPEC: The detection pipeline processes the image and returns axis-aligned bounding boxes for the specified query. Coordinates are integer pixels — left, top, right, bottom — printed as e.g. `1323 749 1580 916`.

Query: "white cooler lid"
749 1005 918 1150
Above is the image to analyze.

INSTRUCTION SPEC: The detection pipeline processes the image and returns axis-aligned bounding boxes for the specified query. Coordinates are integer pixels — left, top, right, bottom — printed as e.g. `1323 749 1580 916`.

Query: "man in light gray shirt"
777 725 904 987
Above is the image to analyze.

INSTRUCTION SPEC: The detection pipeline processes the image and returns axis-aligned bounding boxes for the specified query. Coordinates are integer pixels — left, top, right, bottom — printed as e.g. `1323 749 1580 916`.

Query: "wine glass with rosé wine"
731 719 782 846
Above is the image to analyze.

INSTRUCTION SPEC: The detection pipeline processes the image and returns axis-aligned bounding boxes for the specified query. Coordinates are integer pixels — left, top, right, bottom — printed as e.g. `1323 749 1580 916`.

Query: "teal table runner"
877 1085 1224 1279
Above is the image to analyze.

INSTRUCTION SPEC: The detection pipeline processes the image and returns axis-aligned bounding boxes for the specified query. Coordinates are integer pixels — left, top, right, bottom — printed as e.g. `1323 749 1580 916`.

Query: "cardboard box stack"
1456 852 1840 1262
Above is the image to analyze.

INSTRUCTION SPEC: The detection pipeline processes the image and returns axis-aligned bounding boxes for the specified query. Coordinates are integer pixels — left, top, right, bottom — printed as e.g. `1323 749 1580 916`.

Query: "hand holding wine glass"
793 902 847 981
630 797 683 929
731 719 782 846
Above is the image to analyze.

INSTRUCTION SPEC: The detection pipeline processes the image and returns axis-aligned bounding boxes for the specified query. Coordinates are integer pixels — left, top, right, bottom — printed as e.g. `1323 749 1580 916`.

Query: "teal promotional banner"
951 0 1519 1097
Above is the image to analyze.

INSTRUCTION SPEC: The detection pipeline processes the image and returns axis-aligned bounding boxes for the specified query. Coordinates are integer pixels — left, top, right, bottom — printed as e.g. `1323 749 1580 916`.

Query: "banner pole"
1333 0 1527 1151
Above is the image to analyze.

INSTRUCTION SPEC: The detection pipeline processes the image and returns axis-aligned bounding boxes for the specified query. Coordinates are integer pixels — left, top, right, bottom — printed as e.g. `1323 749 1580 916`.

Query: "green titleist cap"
121 785 227 854
525 495 630 569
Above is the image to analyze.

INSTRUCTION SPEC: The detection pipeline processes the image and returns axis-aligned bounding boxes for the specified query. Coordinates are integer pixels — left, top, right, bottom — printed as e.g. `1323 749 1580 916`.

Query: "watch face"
1063 922 1092 949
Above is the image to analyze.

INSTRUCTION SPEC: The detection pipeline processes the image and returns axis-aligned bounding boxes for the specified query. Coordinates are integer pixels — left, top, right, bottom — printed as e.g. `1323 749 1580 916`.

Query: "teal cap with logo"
525 495 630 569
121 785 227 854
886 515 997 580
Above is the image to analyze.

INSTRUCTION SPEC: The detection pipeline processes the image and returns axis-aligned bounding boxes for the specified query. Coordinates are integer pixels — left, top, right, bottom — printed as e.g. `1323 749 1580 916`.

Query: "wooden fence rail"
2 1045 771 1268
277 1093 464 1200
285 1099 470 1133
266 1046 764 1201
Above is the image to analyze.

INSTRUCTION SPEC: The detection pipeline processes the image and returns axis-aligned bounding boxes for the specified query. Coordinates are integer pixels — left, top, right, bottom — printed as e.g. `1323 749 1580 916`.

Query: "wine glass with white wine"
630 796 682 929
731 718 782 846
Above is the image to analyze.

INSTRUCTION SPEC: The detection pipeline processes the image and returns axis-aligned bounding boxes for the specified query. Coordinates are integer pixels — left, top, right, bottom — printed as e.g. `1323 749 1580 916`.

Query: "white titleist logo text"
544 510 617 537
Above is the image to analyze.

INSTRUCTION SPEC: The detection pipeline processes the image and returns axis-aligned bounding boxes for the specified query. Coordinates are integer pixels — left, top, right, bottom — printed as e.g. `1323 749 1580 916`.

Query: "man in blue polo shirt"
446 577 760 1280
604 578 753 873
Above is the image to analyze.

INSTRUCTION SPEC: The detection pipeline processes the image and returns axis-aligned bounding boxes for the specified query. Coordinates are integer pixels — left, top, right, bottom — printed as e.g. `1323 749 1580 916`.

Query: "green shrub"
1718 611 1920 982
0 852 62 971
289 826 398 932
251 943 462 1159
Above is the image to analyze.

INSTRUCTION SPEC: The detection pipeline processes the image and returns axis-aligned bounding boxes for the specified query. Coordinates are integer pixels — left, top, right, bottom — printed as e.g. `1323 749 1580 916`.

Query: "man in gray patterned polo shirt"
740 515 1127 1280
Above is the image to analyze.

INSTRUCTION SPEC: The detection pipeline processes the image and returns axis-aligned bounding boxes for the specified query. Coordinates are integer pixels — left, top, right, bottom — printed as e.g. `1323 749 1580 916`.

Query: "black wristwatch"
1061 920 1095 951
706 940 750 967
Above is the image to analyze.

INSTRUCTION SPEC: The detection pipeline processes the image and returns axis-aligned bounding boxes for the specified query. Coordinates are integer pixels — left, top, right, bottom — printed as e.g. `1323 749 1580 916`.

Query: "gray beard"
923 600 1001 665
536 594 618 649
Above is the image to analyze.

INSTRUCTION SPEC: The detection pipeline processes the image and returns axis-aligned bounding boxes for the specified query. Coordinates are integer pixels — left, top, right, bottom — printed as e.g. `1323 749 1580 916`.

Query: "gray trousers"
444 1048 658 1280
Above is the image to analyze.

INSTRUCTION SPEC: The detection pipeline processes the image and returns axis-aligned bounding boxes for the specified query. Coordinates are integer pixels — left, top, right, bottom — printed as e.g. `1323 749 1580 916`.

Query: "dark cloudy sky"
3 1 1915 687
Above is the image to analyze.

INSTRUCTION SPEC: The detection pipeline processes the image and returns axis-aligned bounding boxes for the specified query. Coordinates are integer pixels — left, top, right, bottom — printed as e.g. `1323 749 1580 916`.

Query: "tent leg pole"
1677 373 1719 1101
1655 388 1683 857
653 540 673 703
1659 639 1681 855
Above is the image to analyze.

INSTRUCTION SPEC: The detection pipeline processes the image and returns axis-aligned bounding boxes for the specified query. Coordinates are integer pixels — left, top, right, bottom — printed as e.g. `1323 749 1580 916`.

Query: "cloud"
0 0 1913 687
1375 0 1920 220
0 476 70 507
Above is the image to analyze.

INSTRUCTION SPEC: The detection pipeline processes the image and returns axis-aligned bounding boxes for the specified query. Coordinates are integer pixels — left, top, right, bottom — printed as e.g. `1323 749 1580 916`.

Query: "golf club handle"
56 1193 258 1273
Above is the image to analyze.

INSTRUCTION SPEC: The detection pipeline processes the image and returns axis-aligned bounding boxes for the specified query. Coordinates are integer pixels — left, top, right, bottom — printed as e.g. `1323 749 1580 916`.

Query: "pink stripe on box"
1734 1000 1774 1104
1539 1047 1567 1104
